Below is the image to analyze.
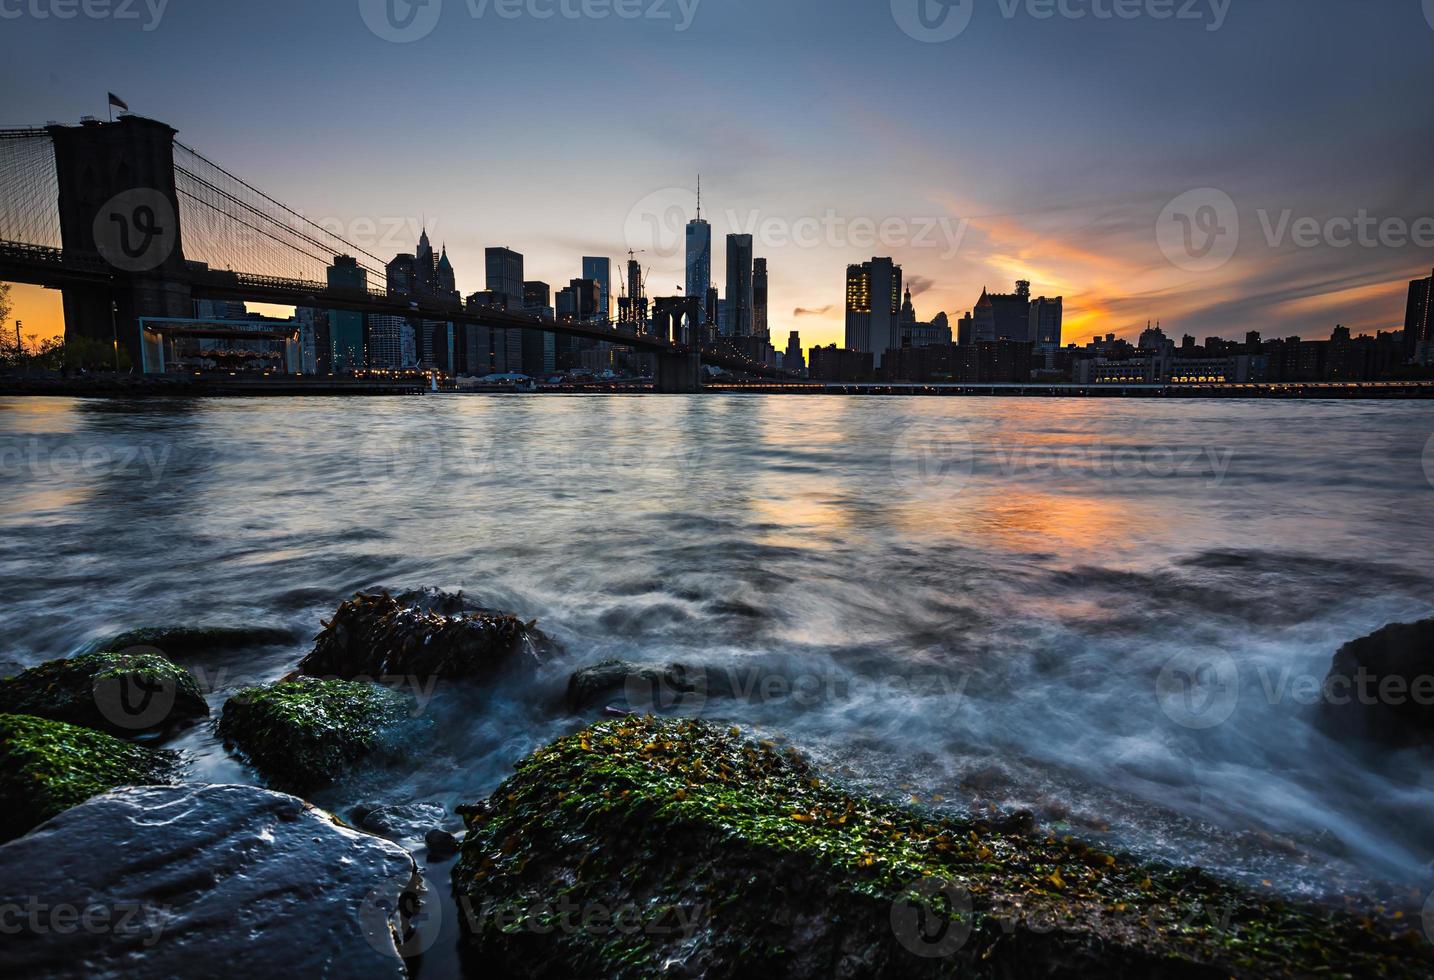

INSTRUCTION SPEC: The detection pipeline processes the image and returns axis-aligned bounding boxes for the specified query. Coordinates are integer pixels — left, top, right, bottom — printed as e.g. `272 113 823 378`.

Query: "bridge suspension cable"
173 141 390 286
0 129 60 250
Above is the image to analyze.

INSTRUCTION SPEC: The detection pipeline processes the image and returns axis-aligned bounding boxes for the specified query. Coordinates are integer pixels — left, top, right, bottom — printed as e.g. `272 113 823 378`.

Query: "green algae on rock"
299 590 550 682
0 652 209 736
217 677 417 794
0 713 180 841
453 717 1434 979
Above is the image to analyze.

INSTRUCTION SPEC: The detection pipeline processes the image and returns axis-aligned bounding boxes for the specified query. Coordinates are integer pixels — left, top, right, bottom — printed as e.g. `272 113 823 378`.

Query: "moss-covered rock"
217 678 416 793
99 624 295 657
0 713 180 841
453 717 1434 979
298 590 551 682
0 652 209 736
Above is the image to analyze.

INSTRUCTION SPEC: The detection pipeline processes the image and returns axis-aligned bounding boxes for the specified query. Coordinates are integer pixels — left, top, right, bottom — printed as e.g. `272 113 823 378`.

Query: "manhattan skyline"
3 0 1433 348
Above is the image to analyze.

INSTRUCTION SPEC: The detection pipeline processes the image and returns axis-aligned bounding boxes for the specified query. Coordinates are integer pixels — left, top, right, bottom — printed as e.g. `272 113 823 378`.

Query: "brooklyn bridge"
0 115 788 393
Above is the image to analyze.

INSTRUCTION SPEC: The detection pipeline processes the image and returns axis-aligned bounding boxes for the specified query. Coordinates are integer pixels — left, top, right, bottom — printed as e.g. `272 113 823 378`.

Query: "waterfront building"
845 258 902 366
582 257 613 322
686 206 712 325
753 258 768 338
1405 268 1433 363
325 255 367 373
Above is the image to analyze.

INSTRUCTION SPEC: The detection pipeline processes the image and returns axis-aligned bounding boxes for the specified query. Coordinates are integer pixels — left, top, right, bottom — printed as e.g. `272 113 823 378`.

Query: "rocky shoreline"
2 589 1432 977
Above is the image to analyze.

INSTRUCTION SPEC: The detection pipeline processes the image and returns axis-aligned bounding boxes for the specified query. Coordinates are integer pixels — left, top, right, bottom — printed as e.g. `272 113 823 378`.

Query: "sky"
3 0 1433 349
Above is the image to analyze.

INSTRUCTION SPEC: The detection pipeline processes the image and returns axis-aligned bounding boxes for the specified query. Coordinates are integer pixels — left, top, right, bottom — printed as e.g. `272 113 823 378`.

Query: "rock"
564 659 728 713
1321 617 1434 743
424 828 460 861
97 625 296 658
453 717 1434 979
217 677 417 793
355 801 449 842
0 784 416 979
298 589 552 682
0 713 180 841
0 652 209 736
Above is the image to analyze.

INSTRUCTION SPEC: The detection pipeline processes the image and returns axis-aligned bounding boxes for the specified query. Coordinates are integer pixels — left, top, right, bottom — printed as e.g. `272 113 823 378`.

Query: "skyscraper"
725 234 754 337
753 258 768 338
486 248 525 372
844 257 902 366
582 257 612 322
686 186 712 325
1029 294 1064 350
325 255 367 373
1404 268 1433 363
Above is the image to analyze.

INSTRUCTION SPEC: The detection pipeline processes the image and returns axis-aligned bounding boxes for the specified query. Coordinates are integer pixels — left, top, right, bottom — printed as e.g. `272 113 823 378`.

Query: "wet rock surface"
0 784 416 980
97 624 296 658
299 589 551 682
565 659 714 712
453 717 1434 979
354 801 451 842
0 652 209 736
217 677 416 793
1322 617 1434 743
0 713 180 841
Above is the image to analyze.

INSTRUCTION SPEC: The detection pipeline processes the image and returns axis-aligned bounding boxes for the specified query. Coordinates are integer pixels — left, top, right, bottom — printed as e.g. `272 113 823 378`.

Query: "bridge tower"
47 116 190 364
651 296 703 393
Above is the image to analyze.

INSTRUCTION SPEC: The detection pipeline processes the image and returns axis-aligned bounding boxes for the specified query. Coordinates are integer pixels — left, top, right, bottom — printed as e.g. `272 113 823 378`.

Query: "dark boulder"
0 784 417 979
0 713 180 841
97 624 296 658
1321 617 1434 743
217 677 418 794
0 652 209 736
565 659 728 713
453 717 1434 979
299 590 551 682
353 801 450 842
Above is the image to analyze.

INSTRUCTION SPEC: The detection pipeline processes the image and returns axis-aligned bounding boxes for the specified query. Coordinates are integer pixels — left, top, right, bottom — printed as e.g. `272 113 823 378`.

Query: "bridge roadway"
0 240 787 380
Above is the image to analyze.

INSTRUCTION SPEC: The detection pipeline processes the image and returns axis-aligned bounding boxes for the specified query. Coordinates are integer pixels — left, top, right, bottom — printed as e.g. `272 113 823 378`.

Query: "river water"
3 394 1434 915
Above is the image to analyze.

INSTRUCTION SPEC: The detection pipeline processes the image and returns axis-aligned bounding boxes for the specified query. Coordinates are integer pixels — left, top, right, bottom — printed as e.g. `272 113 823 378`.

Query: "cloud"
906 274 936 297
794 305 834 317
